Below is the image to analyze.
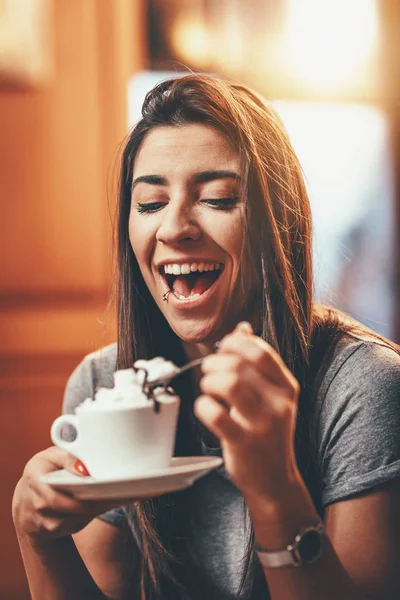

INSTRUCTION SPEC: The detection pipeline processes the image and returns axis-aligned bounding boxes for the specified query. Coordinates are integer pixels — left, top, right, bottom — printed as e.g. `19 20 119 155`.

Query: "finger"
31 447 90 479
200 370 262 419
234 321 254 335
68 459 90 477
202 358 298 421
36 446 75 467
194 394 243 443
202 352 246 374
201 351 288 394
31 481 142 518
220 332 297 389
30 482 95 516
32 447 82 476
34 515 95 539
58 453 91 478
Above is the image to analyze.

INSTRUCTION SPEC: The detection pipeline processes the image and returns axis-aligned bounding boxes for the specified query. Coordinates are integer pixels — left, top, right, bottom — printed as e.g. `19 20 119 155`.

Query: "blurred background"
0 1 399 598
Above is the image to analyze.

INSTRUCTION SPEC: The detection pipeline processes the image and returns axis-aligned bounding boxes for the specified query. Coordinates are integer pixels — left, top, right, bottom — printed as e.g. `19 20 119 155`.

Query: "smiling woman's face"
129 123 253 344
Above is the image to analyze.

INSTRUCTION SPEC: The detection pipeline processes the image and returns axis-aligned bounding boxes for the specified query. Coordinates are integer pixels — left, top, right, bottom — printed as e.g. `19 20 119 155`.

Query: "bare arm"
325 479 400 599
13 448 142 600
248 477 400 600
73 518 141 600
196 325 400 600
17 532 113 600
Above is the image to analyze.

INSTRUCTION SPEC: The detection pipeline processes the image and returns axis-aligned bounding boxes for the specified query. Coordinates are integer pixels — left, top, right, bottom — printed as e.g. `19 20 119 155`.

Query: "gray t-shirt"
63 333 400 599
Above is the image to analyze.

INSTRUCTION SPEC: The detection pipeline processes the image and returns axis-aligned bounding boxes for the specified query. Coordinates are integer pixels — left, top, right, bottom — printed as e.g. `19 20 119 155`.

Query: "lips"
155 259 223 299
156 261 225 308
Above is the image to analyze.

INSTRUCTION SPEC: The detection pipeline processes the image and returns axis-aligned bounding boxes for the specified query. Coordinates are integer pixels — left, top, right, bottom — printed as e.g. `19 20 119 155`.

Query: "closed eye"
136 202 166 214
136 197 240 215
202 197 240 210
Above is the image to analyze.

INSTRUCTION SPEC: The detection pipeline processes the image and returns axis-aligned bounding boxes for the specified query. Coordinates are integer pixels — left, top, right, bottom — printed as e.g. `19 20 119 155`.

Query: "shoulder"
314 333 400 506
63 343 118 414
81 342 118 378
318 331 400 406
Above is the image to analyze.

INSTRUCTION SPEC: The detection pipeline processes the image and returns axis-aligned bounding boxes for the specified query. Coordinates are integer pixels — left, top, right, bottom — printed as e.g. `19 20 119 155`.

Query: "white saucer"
40 456 223 499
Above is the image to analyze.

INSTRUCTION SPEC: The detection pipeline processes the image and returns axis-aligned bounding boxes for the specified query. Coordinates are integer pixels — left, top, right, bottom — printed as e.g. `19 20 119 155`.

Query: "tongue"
173 272 218 297
172 276 192 297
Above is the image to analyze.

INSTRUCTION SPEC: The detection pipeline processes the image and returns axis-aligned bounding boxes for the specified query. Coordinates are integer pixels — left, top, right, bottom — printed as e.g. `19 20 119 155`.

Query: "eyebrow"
194 170 241 184
131 170 241 190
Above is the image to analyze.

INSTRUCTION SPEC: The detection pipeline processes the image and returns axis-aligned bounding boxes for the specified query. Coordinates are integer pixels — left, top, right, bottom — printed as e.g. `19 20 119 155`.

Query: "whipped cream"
77 357 179 413
134 357 179 383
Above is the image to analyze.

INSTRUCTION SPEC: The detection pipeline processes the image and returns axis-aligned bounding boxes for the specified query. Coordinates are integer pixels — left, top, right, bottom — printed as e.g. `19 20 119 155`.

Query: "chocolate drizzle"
133 364 175 413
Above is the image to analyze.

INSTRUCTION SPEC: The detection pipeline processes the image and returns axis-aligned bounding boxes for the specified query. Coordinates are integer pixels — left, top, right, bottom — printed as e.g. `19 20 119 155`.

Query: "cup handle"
51 415 80 456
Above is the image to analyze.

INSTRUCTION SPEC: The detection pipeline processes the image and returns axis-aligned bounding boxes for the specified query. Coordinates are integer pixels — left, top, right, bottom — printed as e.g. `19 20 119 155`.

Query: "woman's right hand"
12 446 139 545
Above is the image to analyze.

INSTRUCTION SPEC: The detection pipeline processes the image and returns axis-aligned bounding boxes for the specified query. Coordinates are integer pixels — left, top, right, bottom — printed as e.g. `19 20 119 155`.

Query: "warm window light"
170 12 244 71
214 12 244 70
279 0 379 93
171 17 210 68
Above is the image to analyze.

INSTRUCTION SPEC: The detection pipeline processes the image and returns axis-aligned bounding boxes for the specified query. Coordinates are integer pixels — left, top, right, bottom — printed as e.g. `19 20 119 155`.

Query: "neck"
182 311 262 362
183 341 214 362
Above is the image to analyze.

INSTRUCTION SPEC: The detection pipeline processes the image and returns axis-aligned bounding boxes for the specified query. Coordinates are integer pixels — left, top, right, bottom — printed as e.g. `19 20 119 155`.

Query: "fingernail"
74 460 90 476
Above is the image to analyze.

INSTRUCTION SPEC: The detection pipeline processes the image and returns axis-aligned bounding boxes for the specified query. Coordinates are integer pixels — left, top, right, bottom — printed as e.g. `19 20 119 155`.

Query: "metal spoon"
143 341 221 390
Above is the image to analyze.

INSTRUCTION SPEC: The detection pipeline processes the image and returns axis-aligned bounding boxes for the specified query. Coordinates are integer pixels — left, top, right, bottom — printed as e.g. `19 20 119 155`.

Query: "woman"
13 74 400 600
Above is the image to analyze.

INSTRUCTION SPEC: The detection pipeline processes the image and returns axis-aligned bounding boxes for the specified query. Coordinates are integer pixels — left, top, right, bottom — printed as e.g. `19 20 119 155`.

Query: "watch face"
297 529 323 563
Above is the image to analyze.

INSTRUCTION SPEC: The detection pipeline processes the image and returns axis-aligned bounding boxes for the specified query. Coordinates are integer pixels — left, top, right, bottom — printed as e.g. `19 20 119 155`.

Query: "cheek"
220 214 254 295
128 214 154 266
220 215 245 265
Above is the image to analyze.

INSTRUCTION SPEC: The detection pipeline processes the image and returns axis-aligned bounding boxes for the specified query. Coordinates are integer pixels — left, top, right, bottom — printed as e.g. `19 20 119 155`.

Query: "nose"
156 199 201 245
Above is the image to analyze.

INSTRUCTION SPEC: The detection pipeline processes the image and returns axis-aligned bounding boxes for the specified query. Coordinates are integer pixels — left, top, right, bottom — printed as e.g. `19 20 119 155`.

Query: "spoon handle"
174 340 221 378
176 356 204 376
150 341 221 387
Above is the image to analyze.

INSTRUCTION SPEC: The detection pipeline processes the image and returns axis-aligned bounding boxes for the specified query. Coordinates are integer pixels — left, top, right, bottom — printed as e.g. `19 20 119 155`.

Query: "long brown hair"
115 74 397 599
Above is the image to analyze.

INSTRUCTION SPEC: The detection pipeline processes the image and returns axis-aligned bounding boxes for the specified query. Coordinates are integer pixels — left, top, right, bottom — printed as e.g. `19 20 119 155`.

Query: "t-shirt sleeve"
97 507 127 528
62 344 117 416
318 341 400 508
62 357 96 416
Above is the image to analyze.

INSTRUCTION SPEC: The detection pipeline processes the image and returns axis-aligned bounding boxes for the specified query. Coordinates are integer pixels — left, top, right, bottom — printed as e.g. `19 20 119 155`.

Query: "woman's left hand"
194 322 302 506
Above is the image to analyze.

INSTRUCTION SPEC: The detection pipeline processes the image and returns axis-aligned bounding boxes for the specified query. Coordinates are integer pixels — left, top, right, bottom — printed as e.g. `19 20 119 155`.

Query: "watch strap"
256 545 299 568
255 521 324 568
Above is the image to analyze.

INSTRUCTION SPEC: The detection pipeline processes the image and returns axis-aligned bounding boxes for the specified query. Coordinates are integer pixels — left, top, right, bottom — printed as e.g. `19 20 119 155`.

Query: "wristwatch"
255 521 324 568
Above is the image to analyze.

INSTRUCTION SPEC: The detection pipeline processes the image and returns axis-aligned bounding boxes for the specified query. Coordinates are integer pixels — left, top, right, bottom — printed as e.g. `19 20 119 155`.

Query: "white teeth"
162 261 223 275
181 263 190 275
190 293 200 298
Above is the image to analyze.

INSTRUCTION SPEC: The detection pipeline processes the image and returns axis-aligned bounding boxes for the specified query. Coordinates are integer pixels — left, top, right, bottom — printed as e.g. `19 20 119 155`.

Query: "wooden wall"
0 1 145 598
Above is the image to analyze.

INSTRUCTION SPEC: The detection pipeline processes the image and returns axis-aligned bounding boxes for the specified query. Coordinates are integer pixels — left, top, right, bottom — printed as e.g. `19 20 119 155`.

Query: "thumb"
38 447 90 477
235 321 253 335
71 459 90 477
67 457 90 477
49 447 90 477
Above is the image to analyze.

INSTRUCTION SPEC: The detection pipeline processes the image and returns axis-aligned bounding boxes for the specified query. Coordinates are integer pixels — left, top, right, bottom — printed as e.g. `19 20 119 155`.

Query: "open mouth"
161 264 225 300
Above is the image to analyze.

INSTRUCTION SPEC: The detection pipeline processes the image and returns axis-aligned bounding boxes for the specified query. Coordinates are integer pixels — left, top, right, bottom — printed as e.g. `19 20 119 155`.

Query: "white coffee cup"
50 395 180 480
